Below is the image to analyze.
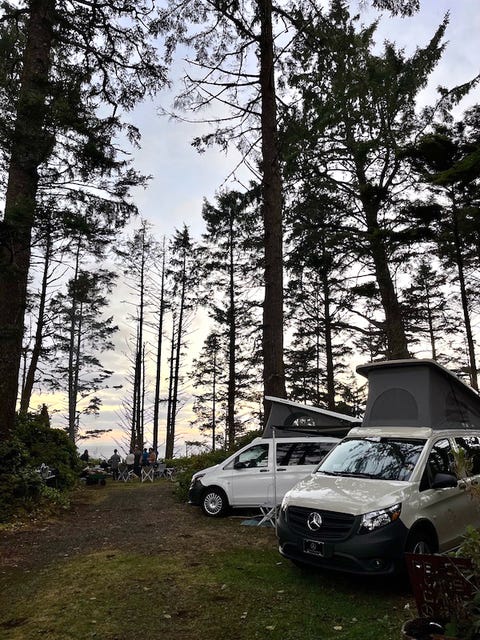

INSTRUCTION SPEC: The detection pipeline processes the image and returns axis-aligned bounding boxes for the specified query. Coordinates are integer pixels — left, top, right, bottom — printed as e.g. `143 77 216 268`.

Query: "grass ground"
0 481 414 639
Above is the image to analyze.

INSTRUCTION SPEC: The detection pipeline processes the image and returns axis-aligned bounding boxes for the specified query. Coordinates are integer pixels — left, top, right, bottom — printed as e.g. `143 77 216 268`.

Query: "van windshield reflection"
316 438 426 481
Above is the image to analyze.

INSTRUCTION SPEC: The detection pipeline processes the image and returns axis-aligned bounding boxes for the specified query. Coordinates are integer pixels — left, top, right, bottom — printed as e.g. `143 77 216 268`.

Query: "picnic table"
81 466 108 486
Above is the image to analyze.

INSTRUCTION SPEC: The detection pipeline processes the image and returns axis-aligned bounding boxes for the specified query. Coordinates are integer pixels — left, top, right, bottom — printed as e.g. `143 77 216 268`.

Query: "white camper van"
276 360 480 575
188 397 357 517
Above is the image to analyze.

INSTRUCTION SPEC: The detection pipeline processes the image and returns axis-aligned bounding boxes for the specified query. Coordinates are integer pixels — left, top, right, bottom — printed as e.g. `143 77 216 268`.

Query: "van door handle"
259 469 270 472
276 468 287 471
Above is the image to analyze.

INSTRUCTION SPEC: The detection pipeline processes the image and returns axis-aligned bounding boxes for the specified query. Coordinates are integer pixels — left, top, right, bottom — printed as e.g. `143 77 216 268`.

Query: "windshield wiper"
328 471 379 479
316 470 341 476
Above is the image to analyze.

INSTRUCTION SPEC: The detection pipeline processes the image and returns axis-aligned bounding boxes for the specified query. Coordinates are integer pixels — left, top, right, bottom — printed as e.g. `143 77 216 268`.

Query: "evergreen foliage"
0 409 79 521
0 0 169 440
282 0 453 359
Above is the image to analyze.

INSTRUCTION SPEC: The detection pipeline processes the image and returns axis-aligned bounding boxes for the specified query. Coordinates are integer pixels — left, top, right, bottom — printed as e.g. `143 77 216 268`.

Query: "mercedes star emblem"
307 512 323 531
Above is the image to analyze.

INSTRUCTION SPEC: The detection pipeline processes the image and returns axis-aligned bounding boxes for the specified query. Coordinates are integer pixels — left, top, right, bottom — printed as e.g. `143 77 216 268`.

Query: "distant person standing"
109 449 121 480
80 449 89 463
125 450 135 472
133 445 142 476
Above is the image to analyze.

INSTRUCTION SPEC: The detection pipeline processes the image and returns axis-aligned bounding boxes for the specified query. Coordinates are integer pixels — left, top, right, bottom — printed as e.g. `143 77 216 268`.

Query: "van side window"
454 436 480 476
420 439 455 492
235 444 269 468
276 442 335 466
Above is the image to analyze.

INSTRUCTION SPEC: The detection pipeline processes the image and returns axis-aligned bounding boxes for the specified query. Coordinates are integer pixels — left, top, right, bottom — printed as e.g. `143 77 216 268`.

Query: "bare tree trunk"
322 275 336 410
258 0 287 421
0 0 55 439
67 242 82 442
165 315 176 459
169 254 186 458
212 345 217 451
153 241 166 454
226 219 236 447
20 217 53 413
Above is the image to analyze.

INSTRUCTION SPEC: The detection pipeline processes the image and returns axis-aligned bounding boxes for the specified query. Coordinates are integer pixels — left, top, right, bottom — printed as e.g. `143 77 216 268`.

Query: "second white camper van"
188 397 358 517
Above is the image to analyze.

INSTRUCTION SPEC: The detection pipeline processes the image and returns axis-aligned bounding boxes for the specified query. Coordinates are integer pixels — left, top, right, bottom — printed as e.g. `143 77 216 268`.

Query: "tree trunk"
169 253 187 458
361 196 410 360
165 315 177 459
212 346 216 451
0 0 55 439
322 274 336 410
226 219 236 447
258 0 287 420
20 218 53 413
153 243 166 454
451 194 478 389
424 281 438 361
67 242 82 442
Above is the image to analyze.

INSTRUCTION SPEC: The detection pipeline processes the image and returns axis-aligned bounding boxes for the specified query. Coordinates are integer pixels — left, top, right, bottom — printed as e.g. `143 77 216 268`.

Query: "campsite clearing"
0 481 412 639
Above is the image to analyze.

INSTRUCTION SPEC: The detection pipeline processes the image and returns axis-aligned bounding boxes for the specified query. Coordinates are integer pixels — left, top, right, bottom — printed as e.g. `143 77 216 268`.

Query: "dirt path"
0 480 274 572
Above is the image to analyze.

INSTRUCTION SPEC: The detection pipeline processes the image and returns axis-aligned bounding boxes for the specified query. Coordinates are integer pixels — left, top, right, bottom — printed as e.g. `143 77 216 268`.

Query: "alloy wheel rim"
205 493 222 514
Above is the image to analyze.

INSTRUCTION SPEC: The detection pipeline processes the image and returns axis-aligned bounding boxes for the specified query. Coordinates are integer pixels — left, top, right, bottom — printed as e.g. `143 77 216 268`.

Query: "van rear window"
316 438 426 481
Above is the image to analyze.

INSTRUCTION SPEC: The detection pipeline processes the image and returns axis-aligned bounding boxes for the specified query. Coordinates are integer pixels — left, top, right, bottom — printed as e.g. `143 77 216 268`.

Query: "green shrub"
0 411 79 522
15 413 79 490
168 430 263 503
167 449 231 502
0 436 38 519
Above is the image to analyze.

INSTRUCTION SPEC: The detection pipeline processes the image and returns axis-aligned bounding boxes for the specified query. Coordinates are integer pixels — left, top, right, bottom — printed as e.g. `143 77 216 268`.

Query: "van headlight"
358 503 401 534
189 473 205 489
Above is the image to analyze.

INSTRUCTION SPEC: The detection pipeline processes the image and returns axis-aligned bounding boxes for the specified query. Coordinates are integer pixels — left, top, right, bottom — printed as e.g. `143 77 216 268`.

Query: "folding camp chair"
154 462 166 479
118 464 137 482
118 464 129 482
258 503 279 527
141 465 155 482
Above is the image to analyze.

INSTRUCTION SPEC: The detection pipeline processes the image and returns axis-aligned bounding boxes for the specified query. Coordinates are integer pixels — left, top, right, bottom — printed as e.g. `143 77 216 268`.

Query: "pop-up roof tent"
262 395 359 438
356 358 480 430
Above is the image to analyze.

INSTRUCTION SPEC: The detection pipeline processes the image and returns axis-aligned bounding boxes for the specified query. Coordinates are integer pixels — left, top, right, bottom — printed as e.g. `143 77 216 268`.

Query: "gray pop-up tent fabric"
356 359 480 430
262 396 359 438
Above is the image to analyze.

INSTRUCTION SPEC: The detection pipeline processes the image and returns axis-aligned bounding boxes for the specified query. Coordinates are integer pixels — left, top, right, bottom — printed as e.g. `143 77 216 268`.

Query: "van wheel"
405 529 436 555
202 488 228 517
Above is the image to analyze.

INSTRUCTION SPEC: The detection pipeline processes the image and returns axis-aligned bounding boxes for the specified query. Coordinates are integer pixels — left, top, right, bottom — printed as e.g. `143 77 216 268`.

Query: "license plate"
303 539 324 557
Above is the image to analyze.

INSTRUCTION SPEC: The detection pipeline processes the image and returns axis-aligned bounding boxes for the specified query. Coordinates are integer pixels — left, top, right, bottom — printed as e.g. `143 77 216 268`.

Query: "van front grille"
287 506 356 540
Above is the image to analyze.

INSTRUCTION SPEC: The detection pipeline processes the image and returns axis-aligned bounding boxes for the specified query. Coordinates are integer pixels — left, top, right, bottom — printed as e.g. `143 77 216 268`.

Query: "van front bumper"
277 508 409 575
188 478 206 506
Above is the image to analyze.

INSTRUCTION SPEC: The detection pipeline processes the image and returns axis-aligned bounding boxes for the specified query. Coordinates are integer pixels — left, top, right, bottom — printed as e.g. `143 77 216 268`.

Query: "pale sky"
134 0 480 234
33 0 480 460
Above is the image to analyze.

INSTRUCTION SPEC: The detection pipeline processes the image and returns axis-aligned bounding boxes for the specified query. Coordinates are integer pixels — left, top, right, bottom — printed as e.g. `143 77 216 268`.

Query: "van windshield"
316 437 426 481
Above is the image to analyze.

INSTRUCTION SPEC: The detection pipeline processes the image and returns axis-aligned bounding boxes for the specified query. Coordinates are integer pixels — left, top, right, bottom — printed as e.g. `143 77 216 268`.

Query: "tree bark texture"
0 0 55 439
258 0 287 419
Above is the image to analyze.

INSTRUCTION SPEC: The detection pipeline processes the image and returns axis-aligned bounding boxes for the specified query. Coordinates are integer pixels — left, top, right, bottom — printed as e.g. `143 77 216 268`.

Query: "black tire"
405 528 436 555
201 487 229 517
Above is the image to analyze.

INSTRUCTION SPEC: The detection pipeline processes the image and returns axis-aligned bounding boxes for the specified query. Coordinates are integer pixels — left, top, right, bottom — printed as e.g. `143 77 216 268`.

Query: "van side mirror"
234 461 246 470
431 473 458 489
